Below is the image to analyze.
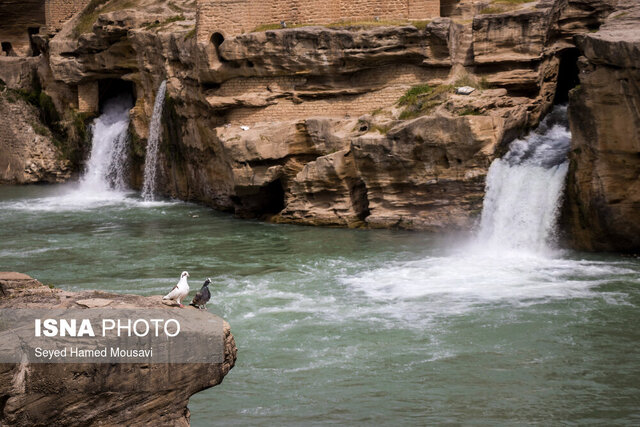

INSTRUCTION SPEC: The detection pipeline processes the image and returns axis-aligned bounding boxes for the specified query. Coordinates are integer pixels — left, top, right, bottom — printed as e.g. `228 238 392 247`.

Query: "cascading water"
477 105 571 253
78 95 133 194
141 80 167 201
342 106 580 306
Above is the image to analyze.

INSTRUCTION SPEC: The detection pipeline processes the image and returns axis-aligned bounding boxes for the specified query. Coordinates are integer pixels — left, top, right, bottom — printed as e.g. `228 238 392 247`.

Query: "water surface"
1 184 639 425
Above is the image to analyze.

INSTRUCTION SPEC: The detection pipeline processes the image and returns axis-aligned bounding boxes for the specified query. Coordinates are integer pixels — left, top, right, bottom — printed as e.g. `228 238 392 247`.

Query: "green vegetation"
492 0 533 4
398 84 454 120
480 6 505 14
398 84 433 106
326 19 407 29
73 0 136 37
253 19 430 33
145 14 186 30
32 122 49 136
371 124 391 135
453 74 493 90
184 27 197 40
410 20 431 30
458 107 483 116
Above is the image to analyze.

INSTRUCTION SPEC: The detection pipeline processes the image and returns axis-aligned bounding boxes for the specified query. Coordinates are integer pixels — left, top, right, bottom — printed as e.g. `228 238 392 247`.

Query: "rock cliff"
1 0 637 248
0 83 71 184
0 272 237 426
564 0 640 251
40 0 582 231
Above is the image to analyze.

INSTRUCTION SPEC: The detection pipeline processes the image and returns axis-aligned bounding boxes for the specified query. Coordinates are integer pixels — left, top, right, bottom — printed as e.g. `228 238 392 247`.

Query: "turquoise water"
1 184 639 425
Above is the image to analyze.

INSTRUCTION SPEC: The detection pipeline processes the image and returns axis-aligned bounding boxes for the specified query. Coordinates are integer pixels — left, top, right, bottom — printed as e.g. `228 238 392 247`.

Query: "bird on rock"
190 278 212 309
162 271 190 308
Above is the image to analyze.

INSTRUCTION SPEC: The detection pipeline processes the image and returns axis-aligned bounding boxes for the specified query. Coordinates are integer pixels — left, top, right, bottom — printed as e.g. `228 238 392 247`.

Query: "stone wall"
45 0 91 33
197 0 440 41
218 64 447 124
78 81 98 112
0 0 45 56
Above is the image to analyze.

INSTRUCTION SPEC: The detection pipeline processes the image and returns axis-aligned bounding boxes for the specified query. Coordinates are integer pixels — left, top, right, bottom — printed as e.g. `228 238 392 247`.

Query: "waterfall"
141 80 167 201
78 95 132 194
477 105 571 253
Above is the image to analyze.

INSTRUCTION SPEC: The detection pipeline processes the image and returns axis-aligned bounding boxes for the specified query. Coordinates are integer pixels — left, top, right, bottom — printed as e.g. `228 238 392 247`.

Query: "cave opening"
554 48 581 104
210 32 227 63
1 41 14 56
232 178 286 218
28 27 41 56
98 79 136 112
259 179 286 215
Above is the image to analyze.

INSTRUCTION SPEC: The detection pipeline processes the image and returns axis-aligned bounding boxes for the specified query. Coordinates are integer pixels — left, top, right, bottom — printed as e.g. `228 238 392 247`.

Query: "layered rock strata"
564 0 640 251
0 272 237 426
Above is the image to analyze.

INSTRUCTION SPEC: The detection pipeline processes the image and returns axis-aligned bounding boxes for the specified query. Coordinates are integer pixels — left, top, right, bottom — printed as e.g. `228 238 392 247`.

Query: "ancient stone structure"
78 81 99 112
0 0 89 57
45 0 91 33
196 0 441 41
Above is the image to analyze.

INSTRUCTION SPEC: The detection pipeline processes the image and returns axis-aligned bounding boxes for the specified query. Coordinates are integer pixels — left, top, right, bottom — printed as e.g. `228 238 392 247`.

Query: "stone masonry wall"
197 0 440 41
218 64 448 124
45 0 91 33
78 81 98 112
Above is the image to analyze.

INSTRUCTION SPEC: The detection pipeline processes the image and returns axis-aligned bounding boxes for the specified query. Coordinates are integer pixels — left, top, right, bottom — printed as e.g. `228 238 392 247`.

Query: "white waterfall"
141 80 167 201
477 105 571 253
78 95 132 194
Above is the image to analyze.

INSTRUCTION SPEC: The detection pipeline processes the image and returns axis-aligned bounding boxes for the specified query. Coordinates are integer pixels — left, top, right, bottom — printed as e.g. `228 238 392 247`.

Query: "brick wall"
45 0 91 33
78 81 98 112
217 64 448 124
197 0 440 41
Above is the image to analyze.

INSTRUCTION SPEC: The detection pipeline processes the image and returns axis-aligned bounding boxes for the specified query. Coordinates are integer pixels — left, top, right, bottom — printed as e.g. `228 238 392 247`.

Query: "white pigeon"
162 271 190 307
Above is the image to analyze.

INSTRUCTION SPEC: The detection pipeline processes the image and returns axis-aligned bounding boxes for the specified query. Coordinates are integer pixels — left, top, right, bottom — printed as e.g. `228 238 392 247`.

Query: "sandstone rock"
25 0 630 238
564 0 640 251
0 272 237 426
0 90 71 184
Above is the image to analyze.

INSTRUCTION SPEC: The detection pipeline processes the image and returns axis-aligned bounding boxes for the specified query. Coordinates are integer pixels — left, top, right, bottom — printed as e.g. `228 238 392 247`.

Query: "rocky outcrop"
1 0 632 241
0 86 71 184
0 272 237 426
564 0 640 251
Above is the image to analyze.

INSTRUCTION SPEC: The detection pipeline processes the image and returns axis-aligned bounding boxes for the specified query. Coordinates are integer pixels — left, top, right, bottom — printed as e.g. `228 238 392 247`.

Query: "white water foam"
476 105 571 255
0 95 177 212
79 96 132 194
341 106 627 311
141 80 167 201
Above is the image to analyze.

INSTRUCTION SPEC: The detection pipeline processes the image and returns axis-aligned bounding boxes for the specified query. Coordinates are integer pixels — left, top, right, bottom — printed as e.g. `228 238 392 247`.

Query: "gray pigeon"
190 278 212 309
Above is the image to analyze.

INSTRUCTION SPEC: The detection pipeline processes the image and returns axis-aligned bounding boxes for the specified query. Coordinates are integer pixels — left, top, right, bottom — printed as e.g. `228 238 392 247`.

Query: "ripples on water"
1 184 639 425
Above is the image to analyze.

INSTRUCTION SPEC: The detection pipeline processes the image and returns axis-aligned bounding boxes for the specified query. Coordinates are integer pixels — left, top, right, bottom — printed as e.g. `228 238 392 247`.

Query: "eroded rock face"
564 1 640 251
25 0 633 238
0 272 237 426
0 89 71 184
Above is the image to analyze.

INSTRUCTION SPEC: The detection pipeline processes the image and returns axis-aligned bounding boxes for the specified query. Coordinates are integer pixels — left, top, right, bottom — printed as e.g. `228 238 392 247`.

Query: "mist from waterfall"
476 105 571 254
141 80 167 201
78 95 133 195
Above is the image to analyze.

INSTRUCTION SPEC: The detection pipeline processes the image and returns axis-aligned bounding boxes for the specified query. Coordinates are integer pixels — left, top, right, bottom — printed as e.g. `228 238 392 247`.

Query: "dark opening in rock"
233 179 286 217
98 79 136 112
1 41 14 56
28 27 40 56
348 178 370 221
210 32 227 63
555 48 580 104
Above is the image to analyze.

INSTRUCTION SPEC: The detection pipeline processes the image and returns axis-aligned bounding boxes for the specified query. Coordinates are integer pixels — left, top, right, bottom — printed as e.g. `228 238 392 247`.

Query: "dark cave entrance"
210 32 227 63
554 48 581 104
28 27 41 56
98 79 136 112
232 179 286 218
1 41 14 56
